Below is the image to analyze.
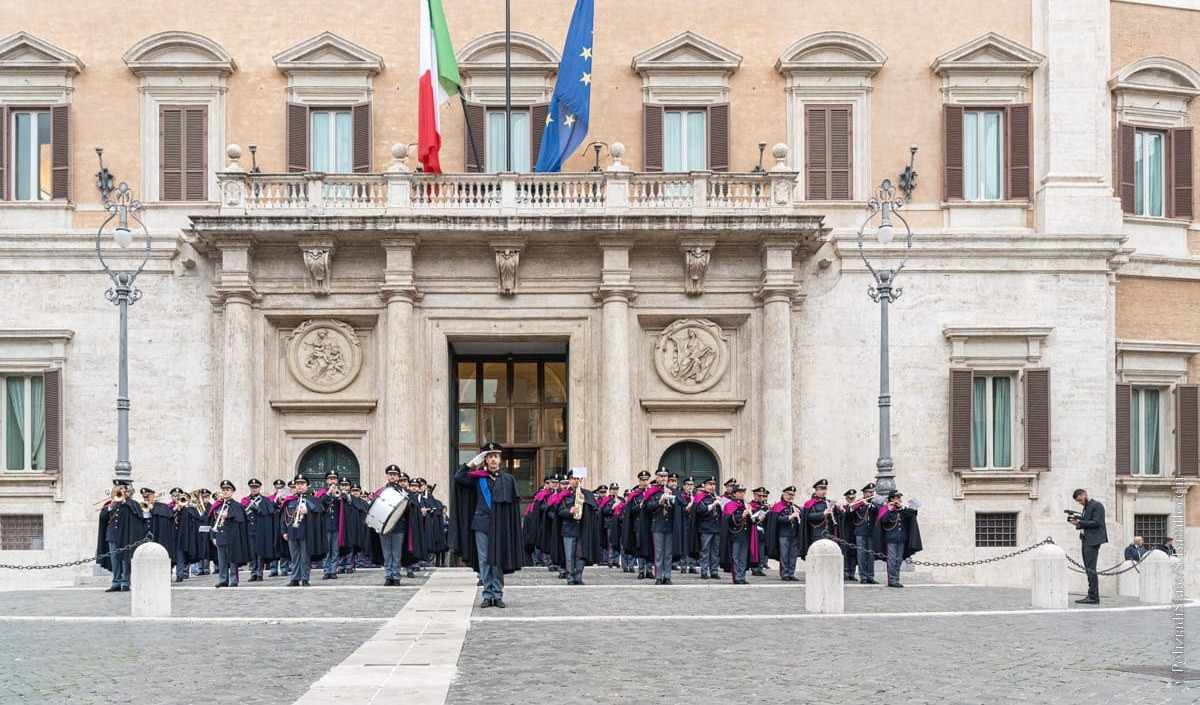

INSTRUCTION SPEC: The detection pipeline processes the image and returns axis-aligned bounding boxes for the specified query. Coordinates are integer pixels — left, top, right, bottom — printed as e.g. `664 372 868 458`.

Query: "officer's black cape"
449 466 523 574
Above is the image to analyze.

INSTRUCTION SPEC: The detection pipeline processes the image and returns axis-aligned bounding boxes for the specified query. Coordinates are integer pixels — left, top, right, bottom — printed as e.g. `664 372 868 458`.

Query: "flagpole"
459 88 483 172
504 0 512 172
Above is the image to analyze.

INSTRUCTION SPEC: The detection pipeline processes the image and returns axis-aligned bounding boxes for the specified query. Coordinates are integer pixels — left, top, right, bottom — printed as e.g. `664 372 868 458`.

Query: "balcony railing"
217 170 799 217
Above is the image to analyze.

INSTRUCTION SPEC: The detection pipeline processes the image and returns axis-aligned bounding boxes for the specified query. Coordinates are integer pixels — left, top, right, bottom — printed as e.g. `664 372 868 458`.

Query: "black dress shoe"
214 583 227 588
493 599 506 608
105 586 122 593
664 579 673 585
1075 597 1099 604
174 576 183 583
406 570 415 578
887 583 903 588
636 572 645 580
121 586 130 592
228 583 238 588
700 574 709 580
301 580 310 586
288 580 299 587
576 580 585 586
734 579 748 585
654 578 663 585
477 579 483 586
860 578 877 584
480 599 494 608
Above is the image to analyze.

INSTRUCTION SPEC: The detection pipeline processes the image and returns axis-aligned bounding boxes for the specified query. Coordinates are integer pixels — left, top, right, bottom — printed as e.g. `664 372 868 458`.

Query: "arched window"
657 441 719 485
296 442 360 487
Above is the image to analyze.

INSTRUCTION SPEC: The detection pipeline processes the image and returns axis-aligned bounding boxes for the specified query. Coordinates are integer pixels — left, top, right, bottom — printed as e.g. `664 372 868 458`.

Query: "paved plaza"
0 565 1195 705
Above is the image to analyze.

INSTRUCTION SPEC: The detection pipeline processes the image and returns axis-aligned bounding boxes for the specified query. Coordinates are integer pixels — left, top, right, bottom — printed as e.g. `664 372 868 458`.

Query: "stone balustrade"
216 169 800 217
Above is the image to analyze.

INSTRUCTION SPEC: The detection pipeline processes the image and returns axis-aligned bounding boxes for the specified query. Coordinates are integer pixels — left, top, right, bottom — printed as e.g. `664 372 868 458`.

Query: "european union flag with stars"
534 0 594 173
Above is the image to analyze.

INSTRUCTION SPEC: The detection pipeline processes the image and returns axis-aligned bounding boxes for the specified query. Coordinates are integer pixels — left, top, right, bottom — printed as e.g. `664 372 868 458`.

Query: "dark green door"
297 442 360 487
657 441 719 485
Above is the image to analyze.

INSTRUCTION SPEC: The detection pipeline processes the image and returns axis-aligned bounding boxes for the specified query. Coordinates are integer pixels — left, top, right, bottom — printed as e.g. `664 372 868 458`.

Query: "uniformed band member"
317 472 344 580
799 479 840 562
280 475 325 586
626 470 653 579
643 467 682 585
838 488 859 581
765 486 801 581
693 478 723 579
872 490 923 588
749 487 770 576
848 483 883 584
721 485 754 584
97 478 141 592
556 469 602 585
451 441 523 608
169 487 204 583
209 480 250 587
372 466 415 586
242 478 277 582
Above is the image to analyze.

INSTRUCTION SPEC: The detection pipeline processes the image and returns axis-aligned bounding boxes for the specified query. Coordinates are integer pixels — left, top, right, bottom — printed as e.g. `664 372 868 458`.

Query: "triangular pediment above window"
0 31 83 75
776 31 886 77
632 32 741 75
123 31 235 76
931 32 1044 76
273 32 382 74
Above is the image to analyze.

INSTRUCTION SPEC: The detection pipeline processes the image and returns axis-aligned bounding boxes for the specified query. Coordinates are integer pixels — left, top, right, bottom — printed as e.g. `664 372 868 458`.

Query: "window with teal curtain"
1135 131 1165 217
971 377 987 468
1143 389 1161 475
30 376 44 471
686 111 706 171
486 111 530 173
310 111 353 174
6 378 25 470
992 376 1012 467
1131 389 1142 474
964 110 1003 201
663 111 683 172
334 112 352 173
311 111 331 172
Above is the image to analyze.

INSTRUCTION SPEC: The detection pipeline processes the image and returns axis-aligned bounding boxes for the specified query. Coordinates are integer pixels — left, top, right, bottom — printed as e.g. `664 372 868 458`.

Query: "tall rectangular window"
1134 129 1165 217
310 110 353 174
663 110 706 172
1130 387 1162 476
486 110 530 173
971 374 1013 469
963 109 1003 201
3 375 45 472
12 110 51 202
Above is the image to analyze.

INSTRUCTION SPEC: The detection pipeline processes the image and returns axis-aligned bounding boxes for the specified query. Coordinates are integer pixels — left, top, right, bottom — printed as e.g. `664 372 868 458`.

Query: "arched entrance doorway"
296 442 360 488
657 441 720 485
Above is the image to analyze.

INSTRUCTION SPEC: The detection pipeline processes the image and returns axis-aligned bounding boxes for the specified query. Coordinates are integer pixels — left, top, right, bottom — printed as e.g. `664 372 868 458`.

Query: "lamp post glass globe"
113 226 133 249
875 222 896 245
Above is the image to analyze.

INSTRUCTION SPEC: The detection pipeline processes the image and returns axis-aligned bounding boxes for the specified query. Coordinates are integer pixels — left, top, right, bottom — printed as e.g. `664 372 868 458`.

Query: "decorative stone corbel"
678 237 716 296
299 236 337 296
491 237 526 296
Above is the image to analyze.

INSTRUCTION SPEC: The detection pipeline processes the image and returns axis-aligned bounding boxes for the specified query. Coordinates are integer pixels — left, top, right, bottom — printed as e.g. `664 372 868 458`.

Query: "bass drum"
366 486 409 534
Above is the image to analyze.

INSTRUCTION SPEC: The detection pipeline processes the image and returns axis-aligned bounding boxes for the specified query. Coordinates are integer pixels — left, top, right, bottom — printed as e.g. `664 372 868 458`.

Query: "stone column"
1032 0 1124 235
596 237 636 484
381 236 422 474
215 238 258 477
757 236 798 491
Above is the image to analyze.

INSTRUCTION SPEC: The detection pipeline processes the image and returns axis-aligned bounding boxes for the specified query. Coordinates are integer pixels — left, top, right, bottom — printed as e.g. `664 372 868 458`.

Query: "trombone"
91 487 127 510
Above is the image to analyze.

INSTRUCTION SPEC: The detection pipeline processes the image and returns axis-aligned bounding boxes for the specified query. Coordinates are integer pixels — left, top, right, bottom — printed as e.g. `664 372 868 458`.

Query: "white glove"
468 451 489 469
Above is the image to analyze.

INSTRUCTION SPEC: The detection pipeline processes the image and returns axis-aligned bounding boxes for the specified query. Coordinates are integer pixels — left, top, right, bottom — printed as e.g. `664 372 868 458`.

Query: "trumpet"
92 487 127 509
140 499 154 513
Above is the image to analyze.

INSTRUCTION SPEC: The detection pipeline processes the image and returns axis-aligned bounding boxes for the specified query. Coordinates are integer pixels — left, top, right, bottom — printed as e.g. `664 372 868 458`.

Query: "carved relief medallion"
286 319 363 393
653 318 730 394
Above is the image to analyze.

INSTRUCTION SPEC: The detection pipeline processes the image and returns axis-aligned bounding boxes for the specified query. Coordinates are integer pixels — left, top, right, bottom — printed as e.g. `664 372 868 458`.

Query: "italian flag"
418 0 461 173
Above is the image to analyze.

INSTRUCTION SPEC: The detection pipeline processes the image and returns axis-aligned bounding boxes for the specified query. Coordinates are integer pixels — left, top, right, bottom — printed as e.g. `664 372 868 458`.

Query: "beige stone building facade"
0 0 1196 592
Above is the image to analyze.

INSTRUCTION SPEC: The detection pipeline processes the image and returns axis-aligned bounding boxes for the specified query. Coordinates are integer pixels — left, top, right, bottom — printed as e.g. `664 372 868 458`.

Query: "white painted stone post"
1117 560 1140 598
1028 543 1068 609
131 542 171 618
805 539 844 614
1138 551 1173 604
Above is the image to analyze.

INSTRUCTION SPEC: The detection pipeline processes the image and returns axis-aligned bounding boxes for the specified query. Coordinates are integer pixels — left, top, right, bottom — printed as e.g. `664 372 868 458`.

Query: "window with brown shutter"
708 103 729 173
804 104 852 200
1115 383 1131 476
50 105 70 201
944 105 964 201
1006 104 1031 200
0 106 9 201
160 105 208 201
1023 368 1051 471
1170 126 1193 220
949 368 974 471
43 368 62 473
286 102 309 173
529 103 549 170
1117 122 1136 213
463 102 486 173
643 104 664 172
1176 384 1199 477
352 102 371 173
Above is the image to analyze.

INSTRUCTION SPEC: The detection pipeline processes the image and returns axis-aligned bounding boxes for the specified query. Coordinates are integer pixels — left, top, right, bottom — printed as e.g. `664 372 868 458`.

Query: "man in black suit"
1068 488 1107 604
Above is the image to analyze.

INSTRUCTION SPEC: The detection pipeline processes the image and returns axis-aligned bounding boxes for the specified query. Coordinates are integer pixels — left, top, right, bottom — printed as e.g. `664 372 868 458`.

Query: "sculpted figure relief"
684 247 710 295
286 319 363 393
653 319 730 394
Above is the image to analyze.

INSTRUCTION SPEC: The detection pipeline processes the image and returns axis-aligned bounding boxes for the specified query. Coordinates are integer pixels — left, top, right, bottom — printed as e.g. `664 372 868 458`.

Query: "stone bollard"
1138 551 1173 605
1029 543 1068 609
805 539 844 614
131 542 171 618
1117 560 1140 598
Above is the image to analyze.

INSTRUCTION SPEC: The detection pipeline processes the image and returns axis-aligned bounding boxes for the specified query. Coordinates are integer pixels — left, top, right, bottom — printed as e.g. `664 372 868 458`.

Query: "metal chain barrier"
820 531 1055 568
1063 551 1142 577
0 533 153 571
